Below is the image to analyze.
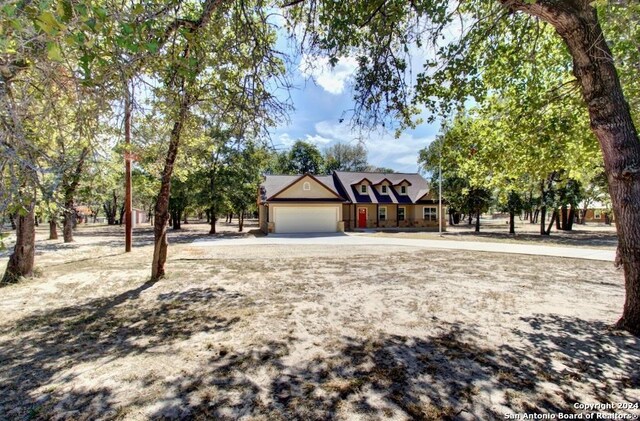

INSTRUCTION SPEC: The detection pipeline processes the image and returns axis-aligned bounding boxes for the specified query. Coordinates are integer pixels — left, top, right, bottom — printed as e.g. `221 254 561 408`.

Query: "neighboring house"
578 201 614 223
74 205 94 223
123 208 150 227
258 171 445 234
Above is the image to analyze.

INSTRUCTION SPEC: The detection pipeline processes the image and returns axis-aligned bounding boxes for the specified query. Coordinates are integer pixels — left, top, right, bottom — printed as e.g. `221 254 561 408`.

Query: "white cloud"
277 132 297 148
299 55 358 95
304 134 333 145
285 120 435 173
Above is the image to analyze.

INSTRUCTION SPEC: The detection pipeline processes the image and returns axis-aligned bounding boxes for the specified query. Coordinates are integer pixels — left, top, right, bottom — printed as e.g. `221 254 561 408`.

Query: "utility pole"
124 83 132 252
439 137 443 236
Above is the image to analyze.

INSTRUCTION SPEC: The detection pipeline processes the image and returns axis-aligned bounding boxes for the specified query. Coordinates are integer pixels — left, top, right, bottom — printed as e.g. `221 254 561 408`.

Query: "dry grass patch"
0 222 638 420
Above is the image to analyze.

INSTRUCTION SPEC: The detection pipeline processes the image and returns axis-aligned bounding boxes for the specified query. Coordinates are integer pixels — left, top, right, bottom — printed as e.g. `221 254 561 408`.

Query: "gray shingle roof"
260 171 433 204
260 174 342 202
333 171 431 204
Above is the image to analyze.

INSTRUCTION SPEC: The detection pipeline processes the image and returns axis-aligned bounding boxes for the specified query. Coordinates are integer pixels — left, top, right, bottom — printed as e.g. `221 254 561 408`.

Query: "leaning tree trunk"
61 146 89 243
2 204 36 284
151 96 190 280
546 210 557 236
49 219 58 240
505 1 640 334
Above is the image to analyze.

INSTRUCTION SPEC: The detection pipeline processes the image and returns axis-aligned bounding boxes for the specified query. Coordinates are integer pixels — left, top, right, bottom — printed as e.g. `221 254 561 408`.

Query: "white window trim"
423 206 437 221
381 185 388 194
360 185 367 194
400 185 407 195
303 181 311 191
398 206 406 221
379 206 387 221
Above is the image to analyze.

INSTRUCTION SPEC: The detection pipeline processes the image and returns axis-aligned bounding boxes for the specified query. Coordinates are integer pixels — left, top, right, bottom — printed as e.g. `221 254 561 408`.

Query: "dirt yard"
370 217 619 250
0 222 638 420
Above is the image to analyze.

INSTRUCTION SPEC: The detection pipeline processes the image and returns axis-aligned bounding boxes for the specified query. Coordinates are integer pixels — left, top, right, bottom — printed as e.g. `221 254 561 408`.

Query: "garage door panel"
274 206 339 233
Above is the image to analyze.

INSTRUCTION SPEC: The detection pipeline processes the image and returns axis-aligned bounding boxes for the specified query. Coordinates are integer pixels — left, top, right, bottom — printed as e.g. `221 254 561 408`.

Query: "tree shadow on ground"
0 282 244 420
147 315 639 420
3 293 638 420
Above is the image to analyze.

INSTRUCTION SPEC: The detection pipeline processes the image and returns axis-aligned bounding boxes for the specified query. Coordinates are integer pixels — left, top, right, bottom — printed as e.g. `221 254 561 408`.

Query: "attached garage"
272 205 340 234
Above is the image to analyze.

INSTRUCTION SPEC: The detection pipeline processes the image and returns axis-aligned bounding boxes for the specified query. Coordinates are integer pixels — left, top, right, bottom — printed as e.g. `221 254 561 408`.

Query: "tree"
500 190 525 235
225 141 269 232
464 187 492 233
288 1 640 333
324 142 368 172
287 140 325 175
148 1 288 279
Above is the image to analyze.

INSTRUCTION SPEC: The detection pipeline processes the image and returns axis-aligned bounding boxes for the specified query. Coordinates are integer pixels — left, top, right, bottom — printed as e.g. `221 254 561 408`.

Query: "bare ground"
0 221 638 420
369 218 619 250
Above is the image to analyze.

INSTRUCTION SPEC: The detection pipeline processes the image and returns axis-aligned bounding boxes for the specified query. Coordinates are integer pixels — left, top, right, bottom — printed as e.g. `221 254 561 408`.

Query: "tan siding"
274 177 339 199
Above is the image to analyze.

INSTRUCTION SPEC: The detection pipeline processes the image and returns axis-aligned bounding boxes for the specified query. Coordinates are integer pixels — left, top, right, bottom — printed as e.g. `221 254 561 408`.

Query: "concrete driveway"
192 232 615 262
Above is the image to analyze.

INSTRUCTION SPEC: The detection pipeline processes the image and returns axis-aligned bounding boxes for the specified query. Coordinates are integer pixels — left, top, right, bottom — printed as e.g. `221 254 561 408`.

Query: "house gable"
270 174 344 201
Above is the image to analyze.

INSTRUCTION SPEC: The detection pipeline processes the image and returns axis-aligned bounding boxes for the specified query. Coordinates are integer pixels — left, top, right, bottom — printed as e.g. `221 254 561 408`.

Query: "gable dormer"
394 179 412 196
373 178 393 195
353 178 373 195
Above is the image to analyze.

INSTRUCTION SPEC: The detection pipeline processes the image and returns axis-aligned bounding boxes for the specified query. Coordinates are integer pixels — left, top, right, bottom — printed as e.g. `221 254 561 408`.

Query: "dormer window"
400 186 407 195
303 182 311 191
381 185 388 194
360 185 367 194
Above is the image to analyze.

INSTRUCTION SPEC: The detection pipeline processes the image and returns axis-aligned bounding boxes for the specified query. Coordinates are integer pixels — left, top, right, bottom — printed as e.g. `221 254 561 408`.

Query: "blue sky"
270 53 442 174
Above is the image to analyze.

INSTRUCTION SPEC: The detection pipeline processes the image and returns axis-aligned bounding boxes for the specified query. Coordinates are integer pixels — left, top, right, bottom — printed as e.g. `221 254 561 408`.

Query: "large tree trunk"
474 211 480 232
567 207 575 231
505 1 640 334
49 219 58 240
63 203 75 243
2 205 35 284
539 206 547 236
509 211 515 235
172 210 181 230
209 207 216 234
239 210 244 232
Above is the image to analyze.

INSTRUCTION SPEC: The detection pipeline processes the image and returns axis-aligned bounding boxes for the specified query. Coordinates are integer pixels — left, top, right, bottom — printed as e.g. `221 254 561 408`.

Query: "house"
578 201 614 223
123 208 150 227
258 171 445 234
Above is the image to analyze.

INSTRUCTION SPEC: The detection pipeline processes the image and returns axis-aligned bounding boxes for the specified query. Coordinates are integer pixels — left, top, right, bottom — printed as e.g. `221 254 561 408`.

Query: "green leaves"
37 10 66 34
46 41 63 61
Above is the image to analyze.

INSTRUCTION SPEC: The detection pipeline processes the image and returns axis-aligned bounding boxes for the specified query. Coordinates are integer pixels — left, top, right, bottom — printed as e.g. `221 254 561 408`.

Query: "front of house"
258 171 445 234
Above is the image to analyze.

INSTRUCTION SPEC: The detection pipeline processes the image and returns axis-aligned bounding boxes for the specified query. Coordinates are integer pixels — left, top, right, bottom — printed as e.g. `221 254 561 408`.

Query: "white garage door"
274 206 339 233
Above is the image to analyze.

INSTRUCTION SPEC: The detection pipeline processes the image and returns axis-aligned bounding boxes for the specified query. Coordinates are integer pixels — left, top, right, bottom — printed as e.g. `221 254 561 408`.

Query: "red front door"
358 208 367 228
